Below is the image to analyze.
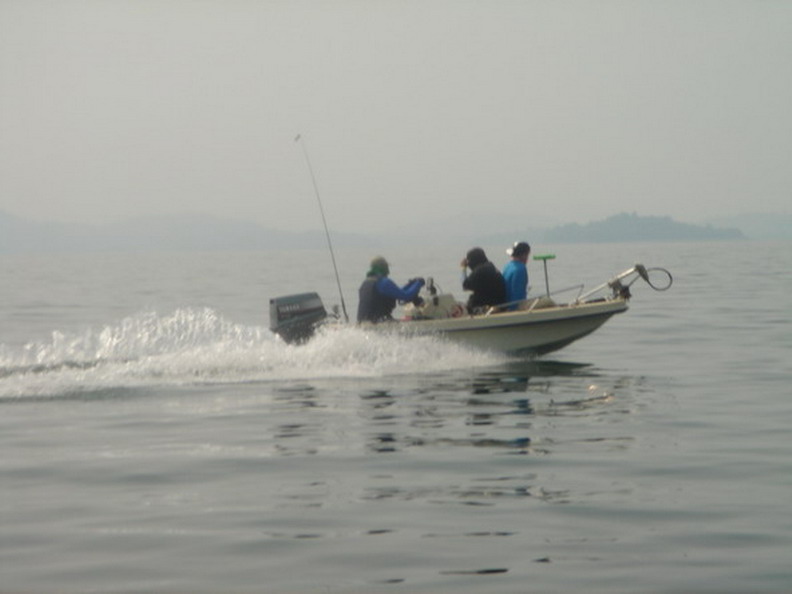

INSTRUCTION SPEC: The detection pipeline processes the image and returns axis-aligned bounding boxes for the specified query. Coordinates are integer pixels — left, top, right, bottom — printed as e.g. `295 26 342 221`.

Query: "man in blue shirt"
357 256 425 323
502 241 530 308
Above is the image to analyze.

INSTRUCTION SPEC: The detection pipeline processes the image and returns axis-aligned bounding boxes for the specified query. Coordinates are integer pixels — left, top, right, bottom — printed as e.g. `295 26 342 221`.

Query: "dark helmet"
466 247 488 268
368 256 390 277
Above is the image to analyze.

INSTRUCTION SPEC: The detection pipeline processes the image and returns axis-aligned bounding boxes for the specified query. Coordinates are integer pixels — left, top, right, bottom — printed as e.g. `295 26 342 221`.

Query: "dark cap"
506 241 531 257
465 247 488 268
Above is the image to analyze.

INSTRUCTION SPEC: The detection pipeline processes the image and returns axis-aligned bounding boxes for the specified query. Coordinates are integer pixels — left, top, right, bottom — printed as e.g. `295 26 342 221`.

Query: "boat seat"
523 296 557 311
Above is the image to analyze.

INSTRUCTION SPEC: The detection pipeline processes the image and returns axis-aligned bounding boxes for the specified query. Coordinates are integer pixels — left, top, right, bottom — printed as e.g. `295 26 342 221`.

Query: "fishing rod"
294 134 349 323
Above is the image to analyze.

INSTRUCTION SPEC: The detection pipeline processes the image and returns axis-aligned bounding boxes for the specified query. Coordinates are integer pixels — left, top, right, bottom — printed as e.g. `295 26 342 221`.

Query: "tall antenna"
294 134 349 323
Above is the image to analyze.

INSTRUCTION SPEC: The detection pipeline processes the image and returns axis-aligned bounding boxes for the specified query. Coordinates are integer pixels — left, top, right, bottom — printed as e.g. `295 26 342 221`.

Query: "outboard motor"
269 292 327 344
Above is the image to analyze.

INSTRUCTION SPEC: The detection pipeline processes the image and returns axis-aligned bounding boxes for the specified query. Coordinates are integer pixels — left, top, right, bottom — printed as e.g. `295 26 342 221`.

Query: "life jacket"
357 276 397 323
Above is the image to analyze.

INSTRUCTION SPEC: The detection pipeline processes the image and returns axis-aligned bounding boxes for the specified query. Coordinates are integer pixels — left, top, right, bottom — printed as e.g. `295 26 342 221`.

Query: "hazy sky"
1 1 790 234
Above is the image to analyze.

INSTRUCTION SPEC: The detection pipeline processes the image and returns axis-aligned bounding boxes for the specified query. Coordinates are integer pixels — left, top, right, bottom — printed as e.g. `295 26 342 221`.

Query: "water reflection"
262 355 642 566
265 358 636 467
360 359 609 455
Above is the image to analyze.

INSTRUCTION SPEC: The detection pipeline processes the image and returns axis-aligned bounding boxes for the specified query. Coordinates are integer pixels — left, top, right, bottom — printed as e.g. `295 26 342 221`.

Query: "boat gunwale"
397 297 629 333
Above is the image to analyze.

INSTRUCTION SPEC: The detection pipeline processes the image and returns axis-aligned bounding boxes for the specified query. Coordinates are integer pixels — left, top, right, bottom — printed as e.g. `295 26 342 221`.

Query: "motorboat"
269 262 672 356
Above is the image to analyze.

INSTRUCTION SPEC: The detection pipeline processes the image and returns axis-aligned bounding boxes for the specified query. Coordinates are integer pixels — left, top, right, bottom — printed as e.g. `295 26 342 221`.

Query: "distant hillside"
544 213 744 243
0 209 778 253
0 210 375 253
0 211 98 252
705 213 792 240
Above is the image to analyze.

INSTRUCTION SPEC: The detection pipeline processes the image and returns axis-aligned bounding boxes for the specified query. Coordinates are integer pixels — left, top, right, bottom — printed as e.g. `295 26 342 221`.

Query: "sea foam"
0 307 502 399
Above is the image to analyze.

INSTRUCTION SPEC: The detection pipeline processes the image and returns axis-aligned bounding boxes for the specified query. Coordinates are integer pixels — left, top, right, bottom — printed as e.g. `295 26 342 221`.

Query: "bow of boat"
398 297 629 355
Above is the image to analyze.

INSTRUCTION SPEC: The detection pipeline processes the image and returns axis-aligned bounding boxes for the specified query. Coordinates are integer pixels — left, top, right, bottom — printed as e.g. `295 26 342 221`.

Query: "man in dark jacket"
460 247 507 312
357 256 425 323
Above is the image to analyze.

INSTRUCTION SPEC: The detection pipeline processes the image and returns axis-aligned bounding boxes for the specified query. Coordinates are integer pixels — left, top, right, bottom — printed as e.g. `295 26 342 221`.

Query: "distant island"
543 212 744 243
2 209 787 253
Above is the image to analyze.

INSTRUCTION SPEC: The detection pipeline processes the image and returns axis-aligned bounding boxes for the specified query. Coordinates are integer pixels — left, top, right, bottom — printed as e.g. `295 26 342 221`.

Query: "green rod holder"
533 254 556 297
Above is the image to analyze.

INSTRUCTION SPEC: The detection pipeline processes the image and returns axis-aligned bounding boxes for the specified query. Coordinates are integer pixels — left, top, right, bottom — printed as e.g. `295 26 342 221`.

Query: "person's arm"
518 266 528 299
376 277 424 302
505 264 527 300
462 267 479 291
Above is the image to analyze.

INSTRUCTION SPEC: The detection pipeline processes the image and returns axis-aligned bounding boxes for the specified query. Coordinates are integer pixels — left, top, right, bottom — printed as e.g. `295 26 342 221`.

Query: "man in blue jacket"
357 256 425 323
502 241 530 308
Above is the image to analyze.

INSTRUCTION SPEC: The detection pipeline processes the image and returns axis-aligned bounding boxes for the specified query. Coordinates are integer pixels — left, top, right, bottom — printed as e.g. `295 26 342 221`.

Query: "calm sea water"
1 241 791 593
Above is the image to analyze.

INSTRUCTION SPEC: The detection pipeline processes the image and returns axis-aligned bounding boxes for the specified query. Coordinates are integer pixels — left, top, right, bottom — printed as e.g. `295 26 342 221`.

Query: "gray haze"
1 1 790 236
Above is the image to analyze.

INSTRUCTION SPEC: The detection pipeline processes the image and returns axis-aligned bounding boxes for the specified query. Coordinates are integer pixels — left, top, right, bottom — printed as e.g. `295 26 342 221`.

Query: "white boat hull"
395 298 629 355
